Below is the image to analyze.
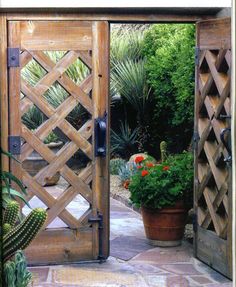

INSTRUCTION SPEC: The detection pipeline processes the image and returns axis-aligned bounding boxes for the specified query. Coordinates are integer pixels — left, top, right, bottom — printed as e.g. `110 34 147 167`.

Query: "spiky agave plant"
21 51 90 132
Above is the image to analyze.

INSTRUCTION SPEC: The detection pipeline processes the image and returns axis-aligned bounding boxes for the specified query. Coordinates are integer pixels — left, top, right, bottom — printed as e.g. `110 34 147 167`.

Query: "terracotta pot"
141 201 188 247
22 141 63 186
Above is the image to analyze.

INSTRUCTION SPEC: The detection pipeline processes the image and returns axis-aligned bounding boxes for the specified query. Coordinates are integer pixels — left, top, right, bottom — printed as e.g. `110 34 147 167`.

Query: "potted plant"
129 150 193 246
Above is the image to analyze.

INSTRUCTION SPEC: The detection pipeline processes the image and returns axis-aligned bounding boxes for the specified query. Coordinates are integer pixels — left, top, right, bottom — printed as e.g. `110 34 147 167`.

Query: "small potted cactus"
129 142 193 246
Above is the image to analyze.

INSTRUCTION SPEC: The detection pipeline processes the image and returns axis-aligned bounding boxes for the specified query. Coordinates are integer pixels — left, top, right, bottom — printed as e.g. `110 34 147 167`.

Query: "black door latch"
94 114 107 157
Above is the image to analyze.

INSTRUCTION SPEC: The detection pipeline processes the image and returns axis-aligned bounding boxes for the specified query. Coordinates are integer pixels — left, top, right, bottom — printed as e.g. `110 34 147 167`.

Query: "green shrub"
110 158 126 175
129 151 194 209
142 24 195 154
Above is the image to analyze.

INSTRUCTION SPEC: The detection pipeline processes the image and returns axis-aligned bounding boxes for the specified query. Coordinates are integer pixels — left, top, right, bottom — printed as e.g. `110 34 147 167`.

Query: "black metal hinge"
7 48 20 67
8 136 21 155
195 47 200 66
88 213 105 262
193 131 200 150
193 213 198 233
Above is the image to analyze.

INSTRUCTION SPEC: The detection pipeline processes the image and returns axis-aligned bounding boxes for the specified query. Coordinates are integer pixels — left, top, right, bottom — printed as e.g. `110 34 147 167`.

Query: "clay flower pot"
141 200 188 247
22 141 63 186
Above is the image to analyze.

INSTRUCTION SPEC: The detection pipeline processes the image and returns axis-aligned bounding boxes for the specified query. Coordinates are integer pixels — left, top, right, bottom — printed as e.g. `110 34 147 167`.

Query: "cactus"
4 250 32 287
3 223 12 235
160 141 168 163
3 208 47 261
3 201 20 227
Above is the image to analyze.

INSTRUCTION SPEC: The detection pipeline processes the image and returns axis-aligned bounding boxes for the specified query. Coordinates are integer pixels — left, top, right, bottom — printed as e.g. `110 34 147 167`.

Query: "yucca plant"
111 59 152 151
111 121 139 159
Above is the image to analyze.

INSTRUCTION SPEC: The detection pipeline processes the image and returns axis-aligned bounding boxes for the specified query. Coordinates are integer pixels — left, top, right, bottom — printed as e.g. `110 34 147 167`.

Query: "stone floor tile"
159 263 201 275
28 267 49 284
189 275 214 285
51 266 148 287
167 275 190 287
131 244 192 264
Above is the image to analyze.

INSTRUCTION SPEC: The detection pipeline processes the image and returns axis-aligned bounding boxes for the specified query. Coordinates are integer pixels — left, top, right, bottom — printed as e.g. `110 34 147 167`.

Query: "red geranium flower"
163 165 170 171
135 156 145 164
141 170 149 177
146 162 154 168
137 165 142 169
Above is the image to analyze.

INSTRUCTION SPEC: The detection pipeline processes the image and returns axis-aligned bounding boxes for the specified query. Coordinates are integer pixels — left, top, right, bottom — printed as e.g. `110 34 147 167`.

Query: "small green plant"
110 158 126 175
4 250 32 287
0 149 29 209
118 162 138 183
129 151 193 209
43 132 59 144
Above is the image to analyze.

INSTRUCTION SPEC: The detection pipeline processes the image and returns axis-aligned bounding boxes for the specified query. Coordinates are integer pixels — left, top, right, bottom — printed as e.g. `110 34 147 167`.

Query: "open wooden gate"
194 18 232 278
8 20 110 264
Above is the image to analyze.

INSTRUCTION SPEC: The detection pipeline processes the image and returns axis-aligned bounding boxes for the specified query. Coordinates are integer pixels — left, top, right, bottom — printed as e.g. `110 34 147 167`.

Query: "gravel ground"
110 175 193 242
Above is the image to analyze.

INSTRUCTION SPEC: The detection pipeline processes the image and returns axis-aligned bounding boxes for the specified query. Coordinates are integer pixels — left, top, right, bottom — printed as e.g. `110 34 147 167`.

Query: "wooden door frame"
0 8 234 274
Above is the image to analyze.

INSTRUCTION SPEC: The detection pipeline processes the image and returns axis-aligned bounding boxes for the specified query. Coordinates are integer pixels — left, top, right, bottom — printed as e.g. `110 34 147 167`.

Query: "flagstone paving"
29 198 232 287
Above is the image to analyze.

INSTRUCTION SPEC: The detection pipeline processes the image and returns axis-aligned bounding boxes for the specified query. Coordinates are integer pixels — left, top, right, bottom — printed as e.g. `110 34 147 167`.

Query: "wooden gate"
194 18 232 278
8 20 110 264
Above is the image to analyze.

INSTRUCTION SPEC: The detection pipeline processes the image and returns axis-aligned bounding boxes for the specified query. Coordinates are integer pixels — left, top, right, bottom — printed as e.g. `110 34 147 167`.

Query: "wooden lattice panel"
8 20 109 264
197 48 231 239
20 49 94 228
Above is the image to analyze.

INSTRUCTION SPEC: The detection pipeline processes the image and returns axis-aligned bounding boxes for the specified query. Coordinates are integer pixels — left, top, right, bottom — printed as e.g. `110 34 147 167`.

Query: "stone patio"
28 196 233 287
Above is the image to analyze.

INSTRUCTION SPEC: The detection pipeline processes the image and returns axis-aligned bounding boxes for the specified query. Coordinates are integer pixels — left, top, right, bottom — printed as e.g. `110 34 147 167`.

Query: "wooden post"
0 15 9 171
92 21 110 259
231 2 236 284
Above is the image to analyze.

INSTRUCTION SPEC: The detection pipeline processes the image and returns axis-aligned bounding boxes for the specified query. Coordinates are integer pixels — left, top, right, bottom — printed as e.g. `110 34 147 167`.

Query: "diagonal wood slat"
197 48 231 240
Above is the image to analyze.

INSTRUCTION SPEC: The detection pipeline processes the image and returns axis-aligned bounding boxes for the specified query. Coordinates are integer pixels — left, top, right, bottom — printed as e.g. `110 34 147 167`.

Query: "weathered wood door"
8 21 110 265
194 18 232 278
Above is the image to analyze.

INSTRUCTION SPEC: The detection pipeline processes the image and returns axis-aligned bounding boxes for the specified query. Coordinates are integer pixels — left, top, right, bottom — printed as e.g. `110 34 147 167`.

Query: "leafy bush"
129 151 194 209
142 24 195 154
110 158 126 175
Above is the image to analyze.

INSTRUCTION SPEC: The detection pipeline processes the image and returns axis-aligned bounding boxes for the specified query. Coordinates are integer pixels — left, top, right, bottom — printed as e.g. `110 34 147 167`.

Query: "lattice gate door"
8 21 110 264
194 18 232 278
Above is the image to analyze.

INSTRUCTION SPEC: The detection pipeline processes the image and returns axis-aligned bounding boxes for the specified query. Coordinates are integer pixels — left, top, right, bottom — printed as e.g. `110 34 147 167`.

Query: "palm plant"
111 121 139 159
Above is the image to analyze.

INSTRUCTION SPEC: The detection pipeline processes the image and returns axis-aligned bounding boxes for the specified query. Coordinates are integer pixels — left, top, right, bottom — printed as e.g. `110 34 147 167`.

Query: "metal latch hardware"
88 213 105 262
7 48 20 67
94 113 107 157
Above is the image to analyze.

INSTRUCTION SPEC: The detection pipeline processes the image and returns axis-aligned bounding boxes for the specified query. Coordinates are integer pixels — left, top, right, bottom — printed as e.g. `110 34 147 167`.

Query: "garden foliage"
142 24 195 153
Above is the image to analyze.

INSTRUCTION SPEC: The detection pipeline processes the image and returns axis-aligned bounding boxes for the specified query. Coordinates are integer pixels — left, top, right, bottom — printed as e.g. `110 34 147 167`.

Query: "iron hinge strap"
193 213 198 233
7 47 20 67
88 213 105 262
8 136 21 155
195 47 200 66
193 131 200 150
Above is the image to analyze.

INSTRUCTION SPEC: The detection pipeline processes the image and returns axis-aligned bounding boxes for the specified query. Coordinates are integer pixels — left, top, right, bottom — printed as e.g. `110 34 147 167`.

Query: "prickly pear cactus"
4 250 32 287
3 208 47 261
160 141 168 163
3 201 20 227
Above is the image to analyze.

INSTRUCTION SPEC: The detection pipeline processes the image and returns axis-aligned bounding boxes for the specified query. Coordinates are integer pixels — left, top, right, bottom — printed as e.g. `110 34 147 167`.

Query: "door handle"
220 128 231 163
95 114 107 157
